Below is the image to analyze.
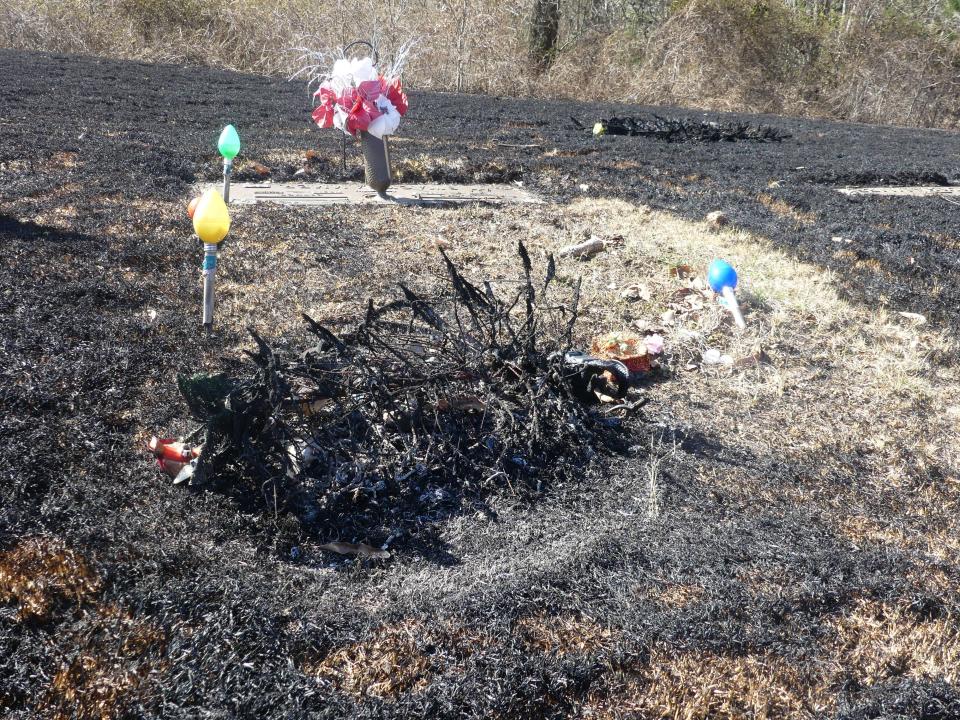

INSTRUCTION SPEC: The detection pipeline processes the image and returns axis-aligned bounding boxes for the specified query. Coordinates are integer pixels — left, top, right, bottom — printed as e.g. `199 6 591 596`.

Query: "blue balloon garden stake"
707 259 746 329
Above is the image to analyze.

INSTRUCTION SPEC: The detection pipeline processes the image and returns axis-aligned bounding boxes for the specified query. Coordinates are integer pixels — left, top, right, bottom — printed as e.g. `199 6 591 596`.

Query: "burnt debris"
583 114 790 142
176 244 636 545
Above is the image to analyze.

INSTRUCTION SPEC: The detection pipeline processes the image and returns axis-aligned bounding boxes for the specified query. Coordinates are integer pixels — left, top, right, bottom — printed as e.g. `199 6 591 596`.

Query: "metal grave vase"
360 131 392 195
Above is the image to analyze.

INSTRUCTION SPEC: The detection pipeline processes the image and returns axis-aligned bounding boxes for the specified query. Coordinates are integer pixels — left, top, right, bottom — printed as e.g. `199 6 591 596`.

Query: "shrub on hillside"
634 0 821 114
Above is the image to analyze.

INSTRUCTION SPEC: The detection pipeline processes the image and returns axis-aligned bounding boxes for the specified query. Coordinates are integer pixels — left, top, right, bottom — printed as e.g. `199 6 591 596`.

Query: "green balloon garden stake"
218 124 241 203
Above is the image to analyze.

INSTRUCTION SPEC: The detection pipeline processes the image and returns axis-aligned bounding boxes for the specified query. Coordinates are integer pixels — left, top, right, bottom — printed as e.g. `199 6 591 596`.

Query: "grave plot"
4 49 960 720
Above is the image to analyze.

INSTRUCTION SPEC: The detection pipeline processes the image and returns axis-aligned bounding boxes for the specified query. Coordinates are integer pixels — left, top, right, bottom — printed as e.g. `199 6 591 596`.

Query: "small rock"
644 334 665 355
702 351 734 367
559 236 605 259
897 311 927 325
620 283 651 302
706 211 729 229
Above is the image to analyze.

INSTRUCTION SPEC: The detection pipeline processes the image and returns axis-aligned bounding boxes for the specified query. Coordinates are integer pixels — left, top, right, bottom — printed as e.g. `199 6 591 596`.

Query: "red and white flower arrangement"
300 44 413 140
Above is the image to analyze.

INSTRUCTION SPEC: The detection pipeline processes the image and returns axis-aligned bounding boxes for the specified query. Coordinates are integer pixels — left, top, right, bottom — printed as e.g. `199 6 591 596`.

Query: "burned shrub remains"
177 244 635 546
588 115 790 143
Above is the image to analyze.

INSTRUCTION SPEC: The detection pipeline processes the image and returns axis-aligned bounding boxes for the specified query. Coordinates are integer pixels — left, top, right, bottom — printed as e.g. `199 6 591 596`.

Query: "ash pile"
169 245 640 550
589 114 790 142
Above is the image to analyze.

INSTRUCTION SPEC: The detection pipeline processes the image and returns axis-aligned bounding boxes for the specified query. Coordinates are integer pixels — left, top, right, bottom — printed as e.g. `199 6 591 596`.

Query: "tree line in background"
2 0 958 127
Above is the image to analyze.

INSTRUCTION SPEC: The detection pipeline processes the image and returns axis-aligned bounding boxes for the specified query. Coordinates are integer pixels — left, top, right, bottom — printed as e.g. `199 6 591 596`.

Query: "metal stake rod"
722 286 746 329
222 159 233 203
202 243 218 329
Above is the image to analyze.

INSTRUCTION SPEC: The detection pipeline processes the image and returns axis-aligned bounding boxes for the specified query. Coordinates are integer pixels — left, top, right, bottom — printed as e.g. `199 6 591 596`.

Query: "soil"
2 49 960 719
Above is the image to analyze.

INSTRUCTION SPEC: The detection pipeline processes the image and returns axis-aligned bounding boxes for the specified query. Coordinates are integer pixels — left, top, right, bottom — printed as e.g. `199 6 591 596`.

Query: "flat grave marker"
206 181 542 207
838 185 960 198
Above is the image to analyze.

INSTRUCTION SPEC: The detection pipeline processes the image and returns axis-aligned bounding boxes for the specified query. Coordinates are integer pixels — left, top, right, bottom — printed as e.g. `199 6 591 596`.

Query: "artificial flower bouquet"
311 55 409 139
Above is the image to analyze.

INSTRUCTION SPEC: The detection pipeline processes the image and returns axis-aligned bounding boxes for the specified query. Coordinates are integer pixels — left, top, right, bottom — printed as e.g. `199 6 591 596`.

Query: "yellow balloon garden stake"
192 189 231 329
218 124 241 203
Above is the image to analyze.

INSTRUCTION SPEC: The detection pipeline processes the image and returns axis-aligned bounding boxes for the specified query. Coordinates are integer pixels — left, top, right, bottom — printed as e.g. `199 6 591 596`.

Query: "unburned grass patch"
42 604 168 720
640 581 705 609
392 155 521 184
584 647 833 719
0 537 102 623
515 613 614 657
302 620 498 700
757 192 816 227
831 600 960 686
305 621 433 699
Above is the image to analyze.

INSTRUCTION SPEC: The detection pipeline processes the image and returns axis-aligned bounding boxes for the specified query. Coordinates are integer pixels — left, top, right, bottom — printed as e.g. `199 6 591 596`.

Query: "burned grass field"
2 49 960 719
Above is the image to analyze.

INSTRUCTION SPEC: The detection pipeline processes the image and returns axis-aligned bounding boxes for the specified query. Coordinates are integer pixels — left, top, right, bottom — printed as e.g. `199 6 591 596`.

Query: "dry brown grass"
632 0 960 128
831 600 960 686
516 613 614 657
579 599 960 717
0 540 171 718
583 647 833 719
0 537 102 622
43 605 168 720
302 619 498 699
0 539 169 718
2 0 959 127
632 579 706 609
756 193 816 226
305 621 434 699
841 514 960 566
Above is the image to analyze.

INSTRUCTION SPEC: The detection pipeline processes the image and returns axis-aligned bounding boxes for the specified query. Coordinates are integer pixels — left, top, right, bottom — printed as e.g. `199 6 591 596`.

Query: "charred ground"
1 50 960 719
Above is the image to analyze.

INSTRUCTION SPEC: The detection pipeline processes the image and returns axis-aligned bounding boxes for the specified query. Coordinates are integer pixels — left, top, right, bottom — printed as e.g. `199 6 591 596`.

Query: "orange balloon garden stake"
191 189 231 329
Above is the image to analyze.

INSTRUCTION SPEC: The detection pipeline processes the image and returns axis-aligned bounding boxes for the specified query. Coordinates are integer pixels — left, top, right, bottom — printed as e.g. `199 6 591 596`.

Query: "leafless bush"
822 14 960 127
632 0 960 127
633 0 821 115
